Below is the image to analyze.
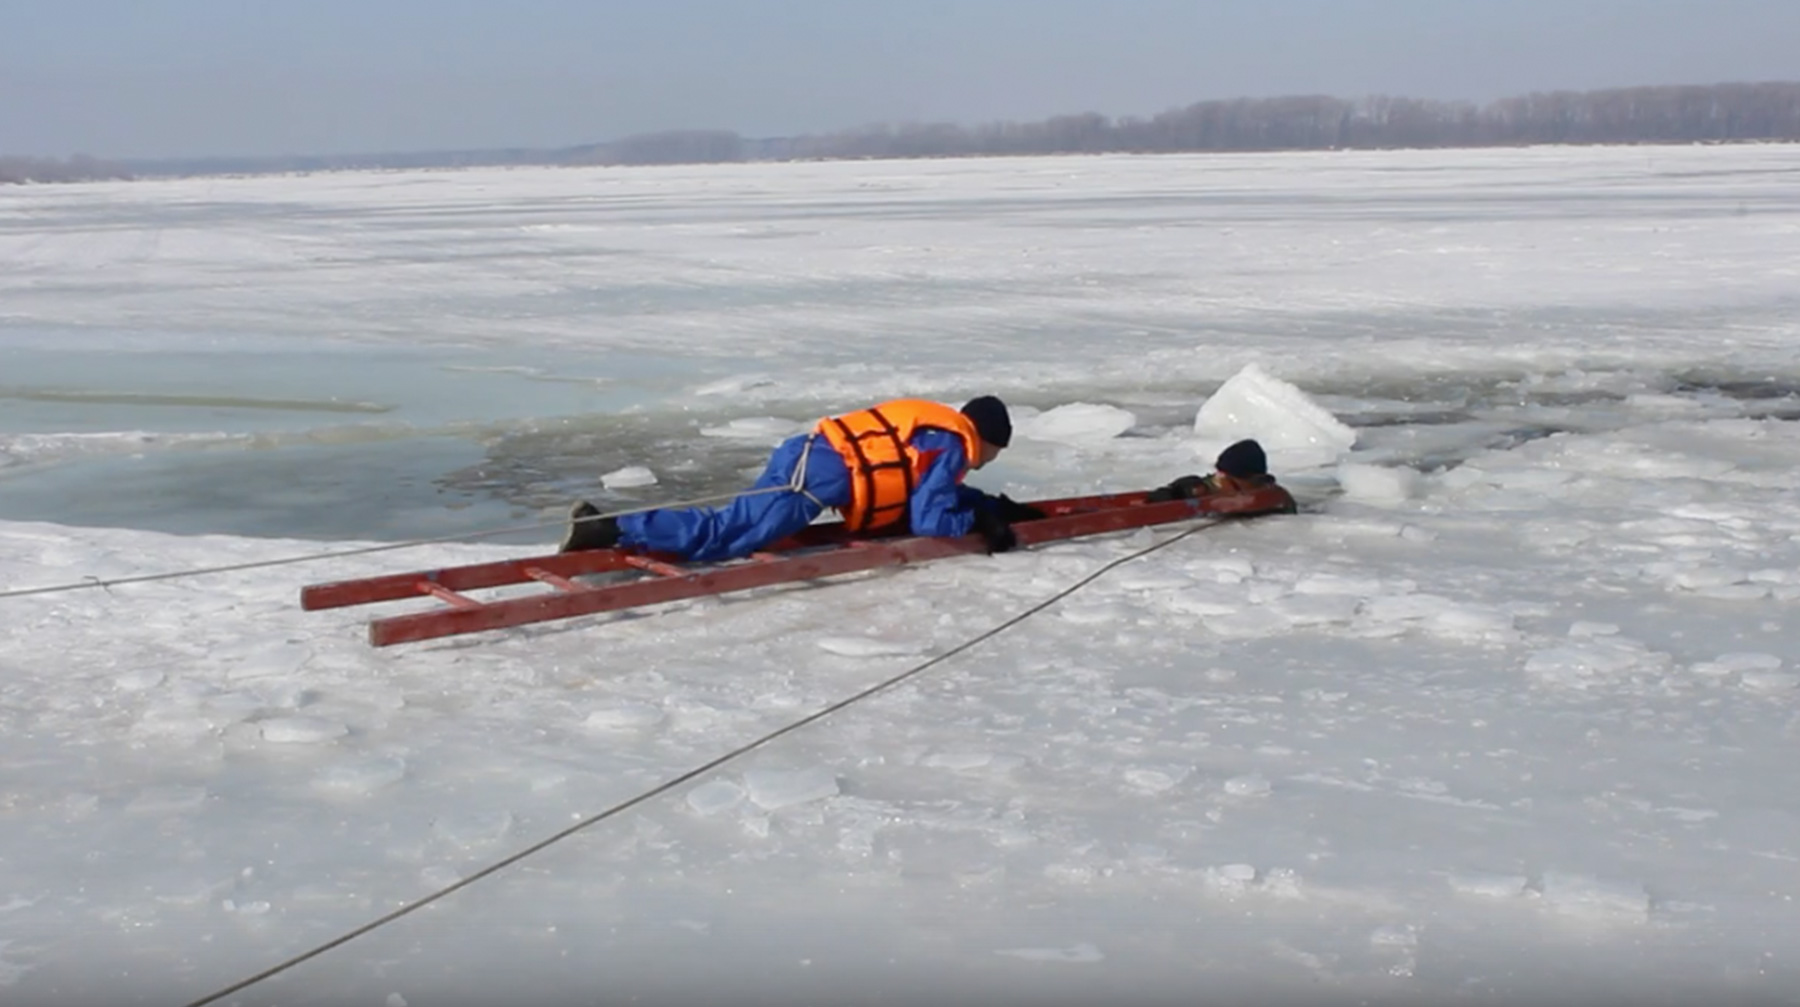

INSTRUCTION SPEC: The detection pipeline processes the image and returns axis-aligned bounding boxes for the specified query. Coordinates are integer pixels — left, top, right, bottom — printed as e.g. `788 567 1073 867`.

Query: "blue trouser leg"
617 434 850 562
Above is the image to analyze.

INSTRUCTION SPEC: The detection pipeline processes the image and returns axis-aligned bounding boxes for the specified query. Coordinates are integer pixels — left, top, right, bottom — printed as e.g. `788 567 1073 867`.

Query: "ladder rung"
624 555 688 578
523 566 591 593
416 580 483 609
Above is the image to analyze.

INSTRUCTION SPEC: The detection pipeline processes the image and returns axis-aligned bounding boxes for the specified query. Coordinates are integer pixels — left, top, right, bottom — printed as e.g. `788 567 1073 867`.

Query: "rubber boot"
559 501 621 553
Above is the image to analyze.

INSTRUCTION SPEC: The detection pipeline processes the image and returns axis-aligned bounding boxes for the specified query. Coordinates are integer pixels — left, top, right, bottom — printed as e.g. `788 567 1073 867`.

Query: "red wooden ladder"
301 487 1294 647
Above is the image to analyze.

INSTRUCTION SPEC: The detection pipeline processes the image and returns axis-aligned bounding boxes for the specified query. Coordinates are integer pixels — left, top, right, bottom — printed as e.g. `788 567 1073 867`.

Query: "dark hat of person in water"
961 395 1013 448
1215 439 1268 478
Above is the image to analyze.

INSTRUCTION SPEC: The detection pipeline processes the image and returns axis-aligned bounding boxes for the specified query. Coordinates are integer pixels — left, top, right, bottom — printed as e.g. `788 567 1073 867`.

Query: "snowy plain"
3 144 1800 1005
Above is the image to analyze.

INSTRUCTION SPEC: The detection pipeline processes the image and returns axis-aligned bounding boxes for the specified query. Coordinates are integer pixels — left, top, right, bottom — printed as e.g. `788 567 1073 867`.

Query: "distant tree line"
742 81 1800 162
6 81 1798 182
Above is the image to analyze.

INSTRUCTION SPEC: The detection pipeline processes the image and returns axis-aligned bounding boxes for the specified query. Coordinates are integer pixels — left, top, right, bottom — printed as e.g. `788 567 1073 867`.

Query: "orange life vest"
1200 472 1258 494
817 399 982 533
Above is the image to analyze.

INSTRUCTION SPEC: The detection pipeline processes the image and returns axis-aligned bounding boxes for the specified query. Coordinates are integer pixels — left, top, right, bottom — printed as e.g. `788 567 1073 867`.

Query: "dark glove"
970 507 1018 554
993 493 1048 523
1146 474 1206 503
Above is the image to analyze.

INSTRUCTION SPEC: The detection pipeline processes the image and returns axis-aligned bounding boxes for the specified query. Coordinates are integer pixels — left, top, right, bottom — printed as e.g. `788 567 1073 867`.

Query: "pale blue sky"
3 0 1796 159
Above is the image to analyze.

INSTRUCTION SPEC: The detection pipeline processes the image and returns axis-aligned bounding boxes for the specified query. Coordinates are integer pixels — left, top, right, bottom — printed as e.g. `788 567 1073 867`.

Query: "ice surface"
1539 872 1651 921
994 943 1104 963
4 145 1800 1005
1336 462 1424 504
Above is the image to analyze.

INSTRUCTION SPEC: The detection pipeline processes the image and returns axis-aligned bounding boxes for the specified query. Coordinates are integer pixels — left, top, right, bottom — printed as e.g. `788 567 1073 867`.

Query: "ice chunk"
744 767 839 810
685 780 745 817
1223 774 1272 797
1194 363 1357 469
1058 602 1132 625
433 811 514 847
601 466 657 489
313 758 407 795
1293 573 1385 596
1369 924 1419 948
692 374 776 396
582 702 665 731
922 751 996 771
1448 872 1528 898
1672 567 1749 590
258 717 348 744
816 635 926 657
1113 571 1194 592
1123 766 1190 793
699 417 806 441
1203 607 1294 638
920 750 1025 773
1689 652 1780 679
1203 863 1260 893
1522 641 1650 688
1018 403 1137 444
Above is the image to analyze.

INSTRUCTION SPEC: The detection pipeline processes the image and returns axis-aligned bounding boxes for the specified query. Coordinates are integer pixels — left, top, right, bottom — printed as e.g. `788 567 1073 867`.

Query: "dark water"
3 327 1797 545
0 332 775 545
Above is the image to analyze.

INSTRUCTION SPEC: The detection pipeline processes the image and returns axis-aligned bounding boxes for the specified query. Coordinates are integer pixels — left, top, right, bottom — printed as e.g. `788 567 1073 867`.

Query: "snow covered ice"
3 144 1800 1005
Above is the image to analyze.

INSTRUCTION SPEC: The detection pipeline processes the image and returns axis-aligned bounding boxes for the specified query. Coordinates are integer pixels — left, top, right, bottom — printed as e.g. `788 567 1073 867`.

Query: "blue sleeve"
908 429 984 537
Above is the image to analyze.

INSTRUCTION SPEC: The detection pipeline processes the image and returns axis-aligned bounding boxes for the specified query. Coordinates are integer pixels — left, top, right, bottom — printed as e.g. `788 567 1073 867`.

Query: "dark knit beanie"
1215 439 1268 478
961 396 1012 448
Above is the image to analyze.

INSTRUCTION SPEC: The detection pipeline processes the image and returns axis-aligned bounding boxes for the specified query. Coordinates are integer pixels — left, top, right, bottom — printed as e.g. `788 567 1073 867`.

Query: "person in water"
1145 438 1297 513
